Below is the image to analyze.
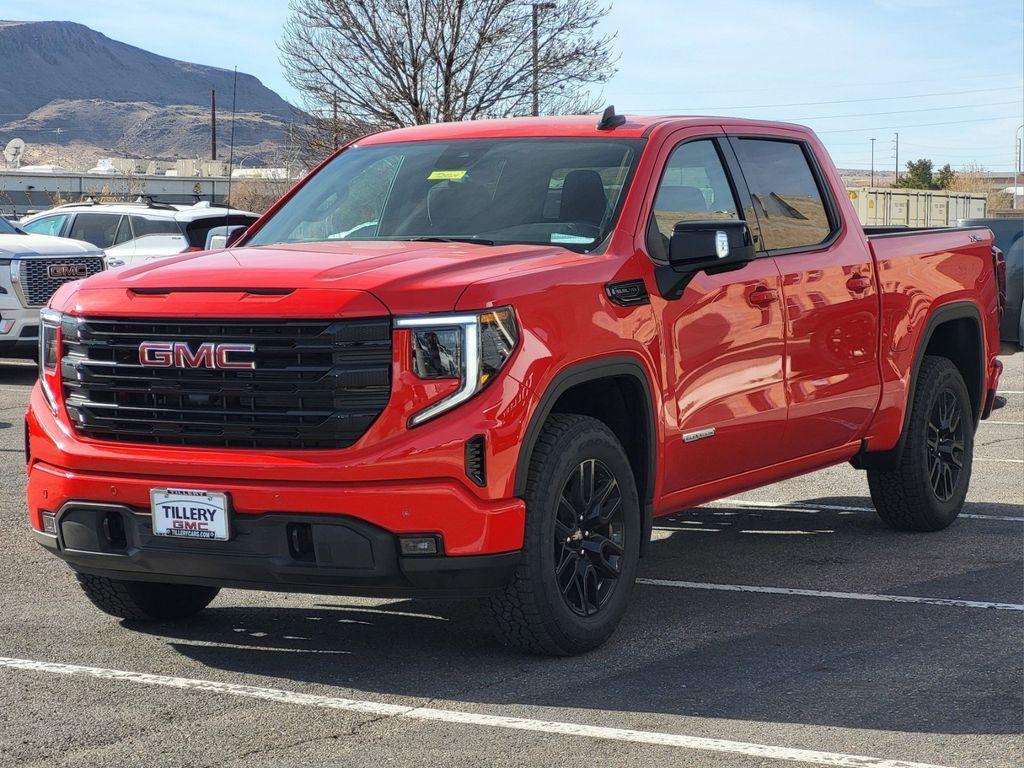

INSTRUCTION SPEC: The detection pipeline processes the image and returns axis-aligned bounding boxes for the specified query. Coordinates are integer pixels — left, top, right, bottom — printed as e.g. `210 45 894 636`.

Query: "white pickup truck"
0 217 105 359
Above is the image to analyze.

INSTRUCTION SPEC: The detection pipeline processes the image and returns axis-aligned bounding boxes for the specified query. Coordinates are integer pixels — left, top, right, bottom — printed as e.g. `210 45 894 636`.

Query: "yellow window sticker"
428 170 467 180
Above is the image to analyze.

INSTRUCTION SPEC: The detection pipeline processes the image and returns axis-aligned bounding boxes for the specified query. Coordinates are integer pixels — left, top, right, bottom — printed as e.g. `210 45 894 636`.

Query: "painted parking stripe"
638 579 1024 611
982 420 1024 426
976 457 1024 464
709 499 1024 523
0 657 952 768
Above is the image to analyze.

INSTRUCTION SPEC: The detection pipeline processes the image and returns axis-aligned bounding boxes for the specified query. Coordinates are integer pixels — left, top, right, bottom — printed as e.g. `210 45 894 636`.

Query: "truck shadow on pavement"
125 496 1024 737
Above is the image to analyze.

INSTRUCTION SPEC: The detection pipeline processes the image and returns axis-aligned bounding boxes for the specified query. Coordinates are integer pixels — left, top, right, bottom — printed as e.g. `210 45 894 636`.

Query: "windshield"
247 138 643 252
0 217 20 235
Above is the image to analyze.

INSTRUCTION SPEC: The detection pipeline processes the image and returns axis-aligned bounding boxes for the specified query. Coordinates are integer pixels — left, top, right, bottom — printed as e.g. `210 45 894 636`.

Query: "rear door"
729 135 880 459
645 134 789 494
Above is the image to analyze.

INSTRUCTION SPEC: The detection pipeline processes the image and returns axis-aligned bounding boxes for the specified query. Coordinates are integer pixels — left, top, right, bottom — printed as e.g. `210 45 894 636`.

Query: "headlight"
39 308 63 412
395 307 518 426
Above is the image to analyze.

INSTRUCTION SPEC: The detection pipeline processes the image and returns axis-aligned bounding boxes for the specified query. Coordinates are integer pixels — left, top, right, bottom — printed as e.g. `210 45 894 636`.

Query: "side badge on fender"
683 427 716 443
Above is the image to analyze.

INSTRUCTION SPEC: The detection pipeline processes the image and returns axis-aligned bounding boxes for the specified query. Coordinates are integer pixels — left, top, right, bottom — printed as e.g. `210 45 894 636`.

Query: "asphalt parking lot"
0 354 1020 768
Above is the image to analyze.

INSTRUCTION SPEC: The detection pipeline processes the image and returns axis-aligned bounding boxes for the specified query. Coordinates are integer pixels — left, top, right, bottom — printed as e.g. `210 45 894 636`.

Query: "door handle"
748 286 779 307
846 274 873 293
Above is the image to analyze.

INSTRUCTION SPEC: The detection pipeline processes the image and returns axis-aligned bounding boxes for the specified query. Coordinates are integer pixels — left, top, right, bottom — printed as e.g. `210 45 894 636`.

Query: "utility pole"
530 2 555 117
870 137 876 186
1015 123 1023 210
211 89 217 161
332 95 339 152
892 132 899 184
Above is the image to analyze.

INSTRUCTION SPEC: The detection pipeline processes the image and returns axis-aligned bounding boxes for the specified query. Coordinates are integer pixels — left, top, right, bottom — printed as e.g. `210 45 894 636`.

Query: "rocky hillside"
0 20 294 165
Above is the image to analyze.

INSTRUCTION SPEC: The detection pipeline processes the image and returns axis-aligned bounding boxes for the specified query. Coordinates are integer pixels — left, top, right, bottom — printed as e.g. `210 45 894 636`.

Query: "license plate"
150 488 230 541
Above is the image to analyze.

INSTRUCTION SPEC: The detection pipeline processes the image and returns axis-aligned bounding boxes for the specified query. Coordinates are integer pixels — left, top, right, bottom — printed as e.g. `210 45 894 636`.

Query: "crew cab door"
728 135 880 458
643 135 789 494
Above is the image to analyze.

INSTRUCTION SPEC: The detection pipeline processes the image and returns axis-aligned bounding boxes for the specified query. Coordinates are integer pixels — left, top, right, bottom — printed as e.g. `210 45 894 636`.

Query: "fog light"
41 512 56 534
0 318 14 334
399 536 439 556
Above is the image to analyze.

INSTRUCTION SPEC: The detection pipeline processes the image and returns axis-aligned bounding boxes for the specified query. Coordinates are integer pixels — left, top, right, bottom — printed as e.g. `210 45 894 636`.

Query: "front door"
645 136 789 495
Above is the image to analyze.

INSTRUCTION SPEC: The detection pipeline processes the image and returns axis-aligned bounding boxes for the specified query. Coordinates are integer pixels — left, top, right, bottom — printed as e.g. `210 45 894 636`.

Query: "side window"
647 140 739 261
131 216 182 238
23 214 68 237
67 213 123 249
732 139 833 251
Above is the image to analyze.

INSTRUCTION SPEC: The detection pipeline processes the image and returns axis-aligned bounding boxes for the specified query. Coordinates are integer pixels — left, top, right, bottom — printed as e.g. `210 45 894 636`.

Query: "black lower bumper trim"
36 502 520 598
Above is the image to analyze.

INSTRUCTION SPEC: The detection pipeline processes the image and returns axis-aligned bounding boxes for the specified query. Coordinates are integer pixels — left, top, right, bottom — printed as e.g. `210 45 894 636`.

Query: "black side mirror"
655 220 755 299
225 226 248 248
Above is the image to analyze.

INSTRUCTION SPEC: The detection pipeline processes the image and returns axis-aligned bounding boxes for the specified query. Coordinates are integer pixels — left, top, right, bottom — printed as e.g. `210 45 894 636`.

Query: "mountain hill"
0 20 295 165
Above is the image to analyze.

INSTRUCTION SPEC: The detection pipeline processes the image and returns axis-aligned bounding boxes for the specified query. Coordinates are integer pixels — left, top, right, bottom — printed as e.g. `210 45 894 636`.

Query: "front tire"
487 414 641 655
76 574 219 621
868 356 974 531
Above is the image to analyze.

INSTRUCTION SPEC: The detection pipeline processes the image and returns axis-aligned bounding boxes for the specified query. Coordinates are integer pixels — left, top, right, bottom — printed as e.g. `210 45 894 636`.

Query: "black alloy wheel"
553 458 626 616
927 387 966 502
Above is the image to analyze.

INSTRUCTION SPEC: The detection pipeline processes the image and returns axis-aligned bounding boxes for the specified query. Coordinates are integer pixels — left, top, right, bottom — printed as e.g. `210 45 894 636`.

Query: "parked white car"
0 217 105 359
20 200 259 268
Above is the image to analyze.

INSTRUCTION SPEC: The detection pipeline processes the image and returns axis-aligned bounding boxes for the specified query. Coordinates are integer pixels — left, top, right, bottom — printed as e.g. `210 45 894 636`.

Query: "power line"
613 71 1020 99
816 115 1020 133
795 99 1021 121
623 85 1021 113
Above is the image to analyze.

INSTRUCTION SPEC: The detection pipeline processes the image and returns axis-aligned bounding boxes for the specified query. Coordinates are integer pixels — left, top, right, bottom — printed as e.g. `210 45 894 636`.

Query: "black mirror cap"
656 220 755 300
225 226 249 248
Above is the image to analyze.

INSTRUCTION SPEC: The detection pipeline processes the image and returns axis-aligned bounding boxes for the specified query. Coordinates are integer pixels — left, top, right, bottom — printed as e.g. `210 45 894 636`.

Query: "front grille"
18 256 105 306
60 317 392 450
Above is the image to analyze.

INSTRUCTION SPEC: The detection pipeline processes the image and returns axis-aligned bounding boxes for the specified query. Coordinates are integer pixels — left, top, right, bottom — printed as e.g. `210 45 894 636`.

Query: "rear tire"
868 356 974 531
486 414 641 655
76 573 219 621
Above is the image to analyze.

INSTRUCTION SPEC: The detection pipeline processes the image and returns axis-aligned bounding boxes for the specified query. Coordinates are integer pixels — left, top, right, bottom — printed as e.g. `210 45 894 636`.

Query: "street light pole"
530 2 555 117
870 137 876 187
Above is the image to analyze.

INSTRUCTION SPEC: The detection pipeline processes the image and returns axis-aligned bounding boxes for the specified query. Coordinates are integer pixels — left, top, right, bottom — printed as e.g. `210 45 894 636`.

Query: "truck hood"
0 232 103 259
70 240 580 314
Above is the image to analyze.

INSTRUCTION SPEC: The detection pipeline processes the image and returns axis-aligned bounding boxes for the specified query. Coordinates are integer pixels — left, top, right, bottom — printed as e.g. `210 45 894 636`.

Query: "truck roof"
357 114 813 144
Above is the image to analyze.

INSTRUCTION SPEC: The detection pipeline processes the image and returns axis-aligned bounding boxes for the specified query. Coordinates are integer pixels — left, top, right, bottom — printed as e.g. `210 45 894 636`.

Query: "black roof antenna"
596 105 626 131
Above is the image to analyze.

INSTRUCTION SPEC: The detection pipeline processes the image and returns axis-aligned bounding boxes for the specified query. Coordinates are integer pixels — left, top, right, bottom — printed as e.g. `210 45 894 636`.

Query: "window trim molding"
725 134 844 258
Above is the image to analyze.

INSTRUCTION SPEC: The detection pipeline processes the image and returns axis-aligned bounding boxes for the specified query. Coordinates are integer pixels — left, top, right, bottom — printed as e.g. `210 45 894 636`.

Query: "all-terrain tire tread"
867 356 972 532
487 414 628 655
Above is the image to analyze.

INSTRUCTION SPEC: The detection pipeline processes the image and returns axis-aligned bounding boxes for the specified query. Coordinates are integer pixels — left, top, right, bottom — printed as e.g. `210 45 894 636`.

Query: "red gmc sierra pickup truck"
26 110 1005 655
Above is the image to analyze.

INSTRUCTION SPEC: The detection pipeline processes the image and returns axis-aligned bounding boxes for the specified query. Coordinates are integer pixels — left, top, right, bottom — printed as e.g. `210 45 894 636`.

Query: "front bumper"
34 500 520 598
0 302 39 358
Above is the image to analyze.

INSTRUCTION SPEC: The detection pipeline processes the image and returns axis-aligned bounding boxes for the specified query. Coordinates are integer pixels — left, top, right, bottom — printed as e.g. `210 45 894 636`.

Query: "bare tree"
280 0 616 137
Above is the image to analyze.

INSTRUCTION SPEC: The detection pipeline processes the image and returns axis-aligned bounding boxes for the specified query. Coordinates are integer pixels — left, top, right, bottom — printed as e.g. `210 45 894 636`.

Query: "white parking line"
975 457 1024 463
709 499 1024 523
0 656 953 768
982 420 1024 426
638 579 1024 611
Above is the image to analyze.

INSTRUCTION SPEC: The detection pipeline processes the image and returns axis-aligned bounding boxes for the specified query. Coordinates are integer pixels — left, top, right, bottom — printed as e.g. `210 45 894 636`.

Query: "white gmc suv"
0 217 105 359
20 200 258 268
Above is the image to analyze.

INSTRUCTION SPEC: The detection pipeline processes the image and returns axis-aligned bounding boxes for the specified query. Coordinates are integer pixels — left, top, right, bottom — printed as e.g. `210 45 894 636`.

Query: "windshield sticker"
428 170 467 180
550 233 594 244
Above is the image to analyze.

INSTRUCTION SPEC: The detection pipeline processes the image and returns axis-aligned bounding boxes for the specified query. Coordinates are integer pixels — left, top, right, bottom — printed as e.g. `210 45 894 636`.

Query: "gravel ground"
0 353 1020 768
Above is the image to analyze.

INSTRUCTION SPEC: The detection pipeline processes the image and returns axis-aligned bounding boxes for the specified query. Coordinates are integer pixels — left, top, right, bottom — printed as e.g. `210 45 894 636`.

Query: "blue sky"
10 0 1024 170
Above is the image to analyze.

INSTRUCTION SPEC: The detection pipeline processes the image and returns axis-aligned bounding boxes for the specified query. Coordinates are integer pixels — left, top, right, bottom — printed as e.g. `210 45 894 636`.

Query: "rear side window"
68 213 122 249
131 216 182 238
646 139 740 261
732 139 833 251
23 214 68 237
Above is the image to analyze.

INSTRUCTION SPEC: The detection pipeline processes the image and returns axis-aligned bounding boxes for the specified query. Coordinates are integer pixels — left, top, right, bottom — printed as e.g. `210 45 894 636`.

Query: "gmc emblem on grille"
48 264 89 279
139 341 256 370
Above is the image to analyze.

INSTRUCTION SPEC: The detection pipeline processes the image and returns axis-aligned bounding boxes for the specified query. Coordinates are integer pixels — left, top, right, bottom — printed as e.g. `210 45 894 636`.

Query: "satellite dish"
3 138 26 168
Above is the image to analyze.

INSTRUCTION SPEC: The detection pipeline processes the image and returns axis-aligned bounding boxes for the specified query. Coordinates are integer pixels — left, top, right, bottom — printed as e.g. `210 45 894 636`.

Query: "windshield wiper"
403 236 497 246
